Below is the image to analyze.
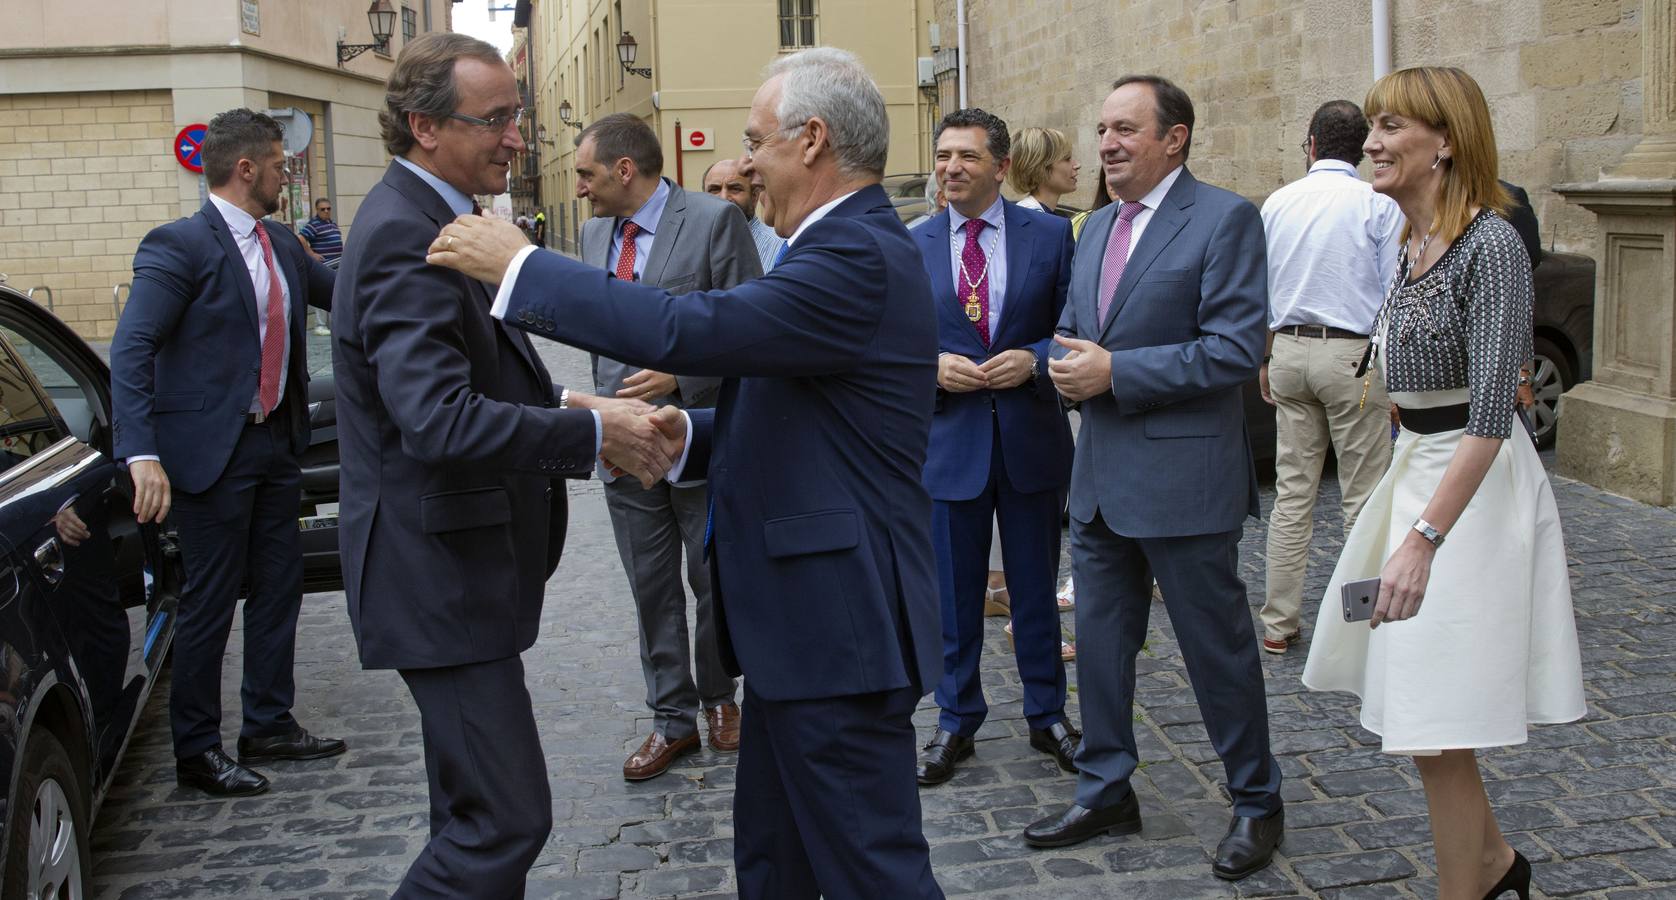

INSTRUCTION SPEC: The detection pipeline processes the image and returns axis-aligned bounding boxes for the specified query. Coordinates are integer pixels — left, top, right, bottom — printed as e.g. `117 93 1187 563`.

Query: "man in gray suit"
572 113 763 781
1031 75 1284 880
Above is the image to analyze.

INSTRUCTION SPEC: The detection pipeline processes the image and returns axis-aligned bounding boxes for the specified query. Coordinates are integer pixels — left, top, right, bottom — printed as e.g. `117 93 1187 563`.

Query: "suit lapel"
1101 170 1196 338
995 202 1030 341
921 212 984 354
582 216 612 269
1075 205 1115 339
640 179 684 287
202 202 262 339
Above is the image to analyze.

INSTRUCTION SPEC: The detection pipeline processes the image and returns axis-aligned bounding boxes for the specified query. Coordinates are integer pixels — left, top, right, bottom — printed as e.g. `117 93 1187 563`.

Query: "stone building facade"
932 0 1644 255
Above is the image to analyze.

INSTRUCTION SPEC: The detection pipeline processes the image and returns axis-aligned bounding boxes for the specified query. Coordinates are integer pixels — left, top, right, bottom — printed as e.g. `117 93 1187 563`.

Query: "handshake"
589 395 689 488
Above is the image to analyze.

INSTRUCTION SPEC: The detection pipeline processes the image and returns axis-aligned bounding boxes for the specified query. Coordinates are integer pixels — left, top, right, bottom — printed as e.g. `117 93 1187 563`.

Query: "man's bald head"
702 157 757 221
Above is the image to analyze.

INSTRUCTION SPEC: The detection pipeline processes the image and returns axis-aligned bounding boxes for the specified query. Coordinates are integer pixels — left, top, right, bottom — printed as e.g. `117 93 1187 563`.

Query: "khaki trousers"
1260 333 1392 639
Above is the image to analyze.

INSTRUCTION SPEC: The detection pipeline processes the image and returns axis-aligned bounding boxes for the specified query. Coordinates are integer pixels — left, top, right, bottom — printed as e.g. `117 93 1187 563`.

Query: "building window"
402 6 417 43
778 0 816 49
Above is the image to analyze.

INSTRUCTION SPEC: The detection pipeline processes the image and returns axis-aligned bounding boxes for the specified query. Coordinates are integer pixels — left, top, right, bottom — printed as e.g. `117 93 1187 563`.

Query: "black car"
0 275 343 895
1245 249 1597 464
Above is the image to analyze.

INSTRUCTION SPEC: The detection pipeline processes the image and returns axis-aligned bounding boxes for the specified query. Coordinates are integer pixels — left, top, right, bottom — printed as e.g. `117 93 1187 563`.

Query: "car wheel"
2 730 90 900
1529 336 1573 449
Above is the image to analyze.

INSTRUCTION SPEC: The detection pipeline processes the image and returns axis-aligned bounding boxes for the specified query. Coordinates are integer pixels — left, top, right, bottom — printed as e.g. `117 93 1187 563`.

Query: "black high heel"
1482 850 1531 900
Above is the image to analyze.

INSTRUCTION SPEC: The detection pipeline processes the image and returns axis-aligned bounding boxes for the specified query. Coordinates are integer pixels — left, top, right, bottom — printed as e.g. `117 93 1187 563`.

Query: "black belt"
1396 403 1469 434
1279 324 1367 340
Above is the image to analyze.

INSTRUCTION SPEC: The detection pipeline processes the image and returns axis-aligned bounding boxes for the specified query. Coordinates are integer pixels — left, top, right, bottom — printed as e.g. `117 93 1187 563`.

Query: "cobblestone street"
88 338 1676 900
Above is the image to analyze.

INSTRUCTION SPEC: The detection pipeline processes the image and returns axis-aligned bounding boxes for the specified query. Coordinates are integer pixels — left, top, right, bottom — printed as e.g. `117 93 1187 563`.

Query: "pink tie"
1097 202 1146 327
960 218 991 346
252 221 286 415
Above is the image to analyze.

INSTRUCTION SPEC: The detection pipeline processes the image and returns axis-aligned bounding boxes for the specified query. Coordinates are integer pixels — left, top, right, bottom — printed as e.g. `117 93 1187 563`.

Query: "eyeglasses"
1299 137 1312 152
741 122 807 158
449 107 526 132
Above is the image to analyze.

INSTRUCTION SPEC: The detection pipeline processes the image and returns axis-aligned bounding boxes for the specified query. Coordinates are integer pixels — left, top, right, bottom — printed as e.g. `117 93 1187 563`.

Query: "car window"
305 325 332 379
0 342 65 473
0 324 101 447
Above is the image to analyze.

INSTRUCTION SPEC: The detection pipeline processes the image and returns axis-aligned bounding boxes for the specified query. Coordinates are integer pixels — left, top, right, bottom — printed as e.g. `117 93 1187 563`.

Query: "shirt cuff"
666 411 695 482
590 409 602 459
125 455 160 466
490 245 541 320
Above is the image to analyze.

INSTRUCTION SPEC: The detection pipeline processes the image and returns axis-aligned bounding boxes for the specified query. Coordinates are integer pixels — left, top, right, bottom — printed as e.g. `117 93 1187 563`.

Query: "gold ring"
448 236 455 250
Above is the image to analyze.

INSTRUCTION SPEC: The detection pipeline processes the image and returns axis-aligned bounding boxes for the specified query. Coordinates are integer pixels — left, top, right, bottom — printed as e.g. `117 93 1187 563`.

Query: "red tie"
615 220 640 281
252 221 286 415
960 218 991 346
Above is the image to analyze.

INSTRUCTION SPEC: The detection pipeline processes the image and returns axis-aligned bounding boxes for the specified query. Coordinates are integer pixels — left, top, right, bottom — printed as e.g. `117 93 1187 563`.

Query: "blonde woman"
1008 126 1079 214
1302 67 1584 900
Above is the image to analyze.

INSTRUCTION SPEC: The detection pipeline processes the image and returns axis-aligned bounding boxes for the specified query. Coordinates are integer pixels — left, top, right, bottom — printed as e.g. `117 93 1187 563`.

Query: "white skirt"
1300 388 1586 755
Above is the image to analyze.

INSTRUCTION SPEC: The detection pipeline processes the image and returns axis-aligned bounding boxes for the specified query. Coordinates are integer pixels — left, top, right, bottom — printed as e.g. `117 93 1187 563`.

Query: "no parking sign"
685 128 714 152
174 124 207 173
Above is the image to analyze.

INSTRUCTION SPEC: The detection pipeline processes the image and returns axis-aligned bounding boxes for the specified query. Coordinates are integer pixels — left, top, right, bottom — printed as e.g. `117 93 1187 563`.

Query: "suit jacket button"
545 487 554 501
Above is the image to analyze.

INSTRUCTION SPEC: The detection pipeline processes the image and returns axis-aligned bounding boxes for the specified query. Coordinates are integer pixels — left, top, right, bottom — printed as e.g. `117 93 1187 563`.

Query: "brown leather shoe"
623 732 701 781
705 703 741 753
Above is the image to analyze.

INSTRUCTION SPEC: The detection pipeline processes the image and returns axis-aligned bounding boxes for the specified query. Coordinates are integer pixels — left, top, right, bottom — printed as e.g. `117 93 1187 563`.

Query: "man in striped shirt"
703 157 784 272
299 198 343 334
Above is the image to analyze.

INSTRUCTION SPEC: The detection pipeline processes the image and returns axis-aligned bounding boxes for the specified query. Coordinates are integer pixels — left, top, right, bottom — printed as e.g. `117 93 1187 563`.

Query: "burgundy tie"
960 218 991 346
616 220 640 281
252 221 286 415
1097 202 1147 326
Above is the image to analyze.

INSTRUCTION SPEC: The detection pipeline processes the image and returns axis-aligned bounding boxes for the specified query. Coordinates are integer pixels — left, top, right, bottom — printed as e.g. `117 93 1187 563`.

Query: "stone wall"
933 0 1643 253
0 90 176 340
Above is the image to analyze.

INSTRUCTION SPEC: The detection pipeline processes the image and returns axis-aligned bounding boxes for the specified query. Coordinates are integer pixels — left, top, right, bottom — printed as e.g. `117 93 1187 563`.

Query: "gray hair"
764 48 889 177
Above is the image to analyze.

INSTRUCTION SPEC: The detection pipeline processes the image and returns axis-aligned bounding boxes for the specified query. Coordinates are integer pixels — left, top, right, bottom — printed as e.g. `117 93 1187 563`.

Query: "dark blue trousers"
733 684 943 900
1068 509 1283 818
167 418 303 757
931 427 1067 736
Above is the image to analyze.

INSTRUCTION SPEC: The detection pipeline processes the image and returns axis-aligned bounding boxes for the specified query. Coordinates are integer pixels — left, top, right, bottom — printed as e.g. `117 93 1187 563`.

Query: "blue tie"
771 241 789 269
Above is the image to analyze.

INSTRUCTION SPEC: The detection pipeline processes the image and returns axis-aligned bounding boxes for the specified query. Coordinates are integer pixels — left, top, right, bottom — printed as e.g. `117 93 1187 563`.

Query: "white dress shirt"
1014 195 1046 212
1260 158 1403 333
946 195 1008 339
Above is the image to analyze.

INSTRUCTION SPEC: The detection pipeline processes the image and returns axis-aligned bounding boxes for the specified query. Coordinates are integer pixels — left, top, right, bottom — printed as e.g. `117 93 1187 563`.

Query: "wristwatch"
558 388 571 409
1412 518 1445 548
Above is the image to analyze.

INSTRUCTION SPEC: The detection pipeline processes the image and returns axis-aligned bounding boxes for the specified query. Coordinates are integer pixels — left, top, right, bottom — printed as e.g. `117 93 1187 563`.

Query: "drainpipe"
1371 0 1392 80
956 0 968 108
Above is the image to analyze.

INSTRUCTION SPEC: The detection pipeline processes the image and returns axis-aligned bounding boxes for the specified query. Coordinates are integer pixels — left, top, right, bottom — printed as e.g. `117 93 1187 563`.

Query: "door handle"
34 537 63 586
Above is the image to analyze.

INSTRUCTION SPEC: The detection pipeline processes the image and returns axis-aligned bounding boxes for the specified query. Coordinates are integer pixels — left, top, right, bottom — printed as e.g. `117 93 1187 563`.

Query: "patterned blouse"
1375 209 1532 439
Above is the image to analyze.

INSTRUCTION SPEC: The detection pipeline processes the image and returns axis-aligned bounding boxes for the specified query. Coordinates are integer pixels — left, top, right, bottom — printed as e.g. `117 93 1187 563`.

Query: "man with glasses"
299 198 342 334
332 33 669 896
432 46 945 899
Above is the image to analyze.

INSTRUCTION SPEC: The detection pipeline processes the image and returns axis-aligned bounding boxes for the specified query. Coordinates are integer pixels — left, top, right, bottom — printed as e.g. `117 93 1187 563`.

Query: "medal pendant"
965 293 982 323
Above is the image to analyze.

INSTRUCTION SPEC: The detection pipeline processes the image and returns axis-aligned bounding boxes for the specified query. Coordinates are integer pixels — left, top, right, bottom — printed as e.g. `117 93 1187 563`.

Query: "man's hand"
1258 363 1275 406
618 369 679 403
938 354 989 393
426 215 531 285
1047 335 1113 402
129 459 171 523
565 390 654 416
598 405 676 488
980 349 1037 391
604 407 688 482
52 504 90 546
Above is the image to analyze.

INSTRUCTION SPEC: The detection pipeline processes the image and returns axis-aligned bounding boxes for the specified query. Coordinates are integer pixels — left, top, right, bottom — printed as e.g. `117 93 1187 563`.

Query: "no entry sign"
685 128 714 151
174 124 207 173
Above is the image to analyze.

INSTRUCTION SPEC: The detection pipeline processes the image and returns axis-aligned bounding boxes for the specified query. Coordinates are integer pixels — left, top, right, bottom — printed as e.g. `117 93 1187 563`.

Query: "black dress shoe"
1213 807 1284 880
237 727 348 765
177 747 269 797
1022 792 1142 848
916 729 974 786
1028 721 1081 773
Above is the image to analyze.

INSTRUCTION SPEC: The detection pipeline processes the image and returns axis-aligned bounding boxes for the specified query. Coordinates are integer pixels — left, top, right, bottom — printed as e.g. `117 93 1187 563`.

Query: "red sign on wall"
685 128 714 151
174 124 208 173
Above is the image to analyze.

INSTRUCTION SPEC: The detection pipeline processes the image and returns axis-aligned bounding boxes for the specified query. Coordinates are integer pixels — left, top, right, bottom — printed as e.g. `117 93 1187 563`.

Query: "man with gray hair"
431 46 945 899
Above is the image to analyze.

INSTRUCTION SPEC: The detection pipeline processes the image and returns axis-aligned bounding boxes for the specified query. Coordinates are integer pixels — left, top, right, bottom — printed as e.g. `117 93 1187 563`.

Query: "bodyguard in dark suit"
332 34 669 897
912 108 1079 787
111 108 344 798
1033 76 1285 879
570 114 761 782
432 47 944 900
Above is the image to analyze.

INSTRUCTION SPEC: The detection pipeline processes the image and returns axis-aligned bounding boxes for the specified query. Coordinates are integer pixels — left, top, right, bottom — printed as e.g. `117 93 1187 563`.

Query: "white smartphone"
1341 577 1381 623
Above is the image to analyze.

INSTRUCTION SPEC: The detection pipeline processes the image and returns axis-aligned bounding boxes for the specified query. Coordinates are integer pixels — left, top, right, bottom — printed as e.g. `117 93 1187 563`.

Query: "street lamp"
616 32 653 79
537 124 555 145
338 0 397 64
557 99 583 128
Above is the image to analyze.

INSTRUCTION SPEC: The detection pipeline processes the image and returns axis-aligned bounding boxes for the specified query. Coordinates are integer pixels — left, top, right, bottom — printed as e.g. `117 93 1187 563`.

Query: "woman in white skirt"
1301 67 1585 900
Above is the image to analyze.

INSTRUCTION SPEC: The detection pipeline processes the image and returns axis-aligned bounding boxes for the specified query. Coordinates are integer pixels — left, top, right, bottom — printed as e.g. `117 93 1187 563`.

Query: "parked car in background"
0 273 344 896
883 172 933 225
1245 248 1597 465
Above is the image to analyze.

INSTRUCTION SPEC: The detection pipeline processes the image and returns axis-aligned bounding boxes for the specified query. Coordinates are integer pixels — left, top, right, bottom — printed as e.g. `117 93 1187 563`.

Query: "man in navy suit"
111 108 344 797
431 47 945 900
1031 75 1285 879
332 34 669 897
912 108 1079 787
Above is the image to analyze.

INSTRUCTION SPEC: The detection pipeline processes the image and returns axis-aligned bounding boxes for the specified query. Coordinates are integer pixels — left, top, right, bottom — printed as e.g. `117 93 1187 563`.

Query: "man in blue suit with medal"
911 108 1079 787
430 47 944 900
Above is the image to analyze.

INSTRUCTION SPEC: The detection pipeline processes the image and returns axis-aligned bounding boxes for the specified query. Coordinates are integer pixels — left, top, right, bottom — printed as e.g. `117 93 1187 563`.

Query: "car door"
0 307 172 782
